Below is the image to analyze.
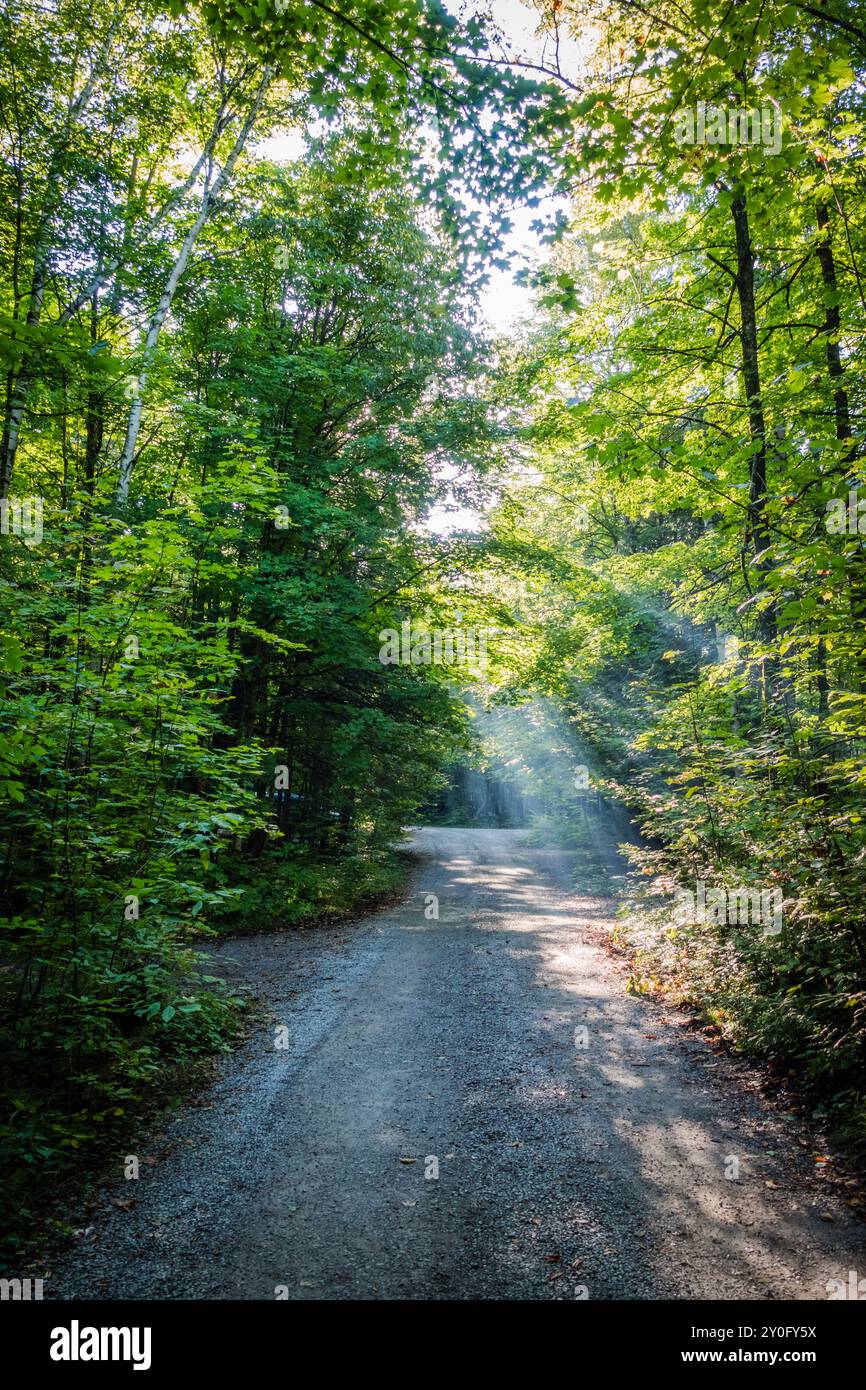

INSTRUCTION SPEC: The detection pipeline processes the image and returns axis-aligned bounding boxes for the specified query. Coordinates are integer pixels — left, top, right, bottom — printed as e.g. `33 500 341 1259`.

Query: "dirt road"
51 828 866 1300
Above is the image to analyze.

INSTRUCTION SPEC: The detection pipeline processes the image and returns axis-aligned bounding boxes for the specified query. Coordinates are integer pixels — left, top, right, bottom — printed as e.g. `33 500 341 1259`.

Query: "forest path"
51 827 866 1300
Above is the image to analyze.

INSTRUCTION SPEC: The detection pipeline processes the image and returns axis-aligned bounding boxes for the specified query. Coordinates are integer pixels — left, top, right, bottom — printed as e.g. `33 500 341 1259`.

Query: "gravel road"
50 827 866 1300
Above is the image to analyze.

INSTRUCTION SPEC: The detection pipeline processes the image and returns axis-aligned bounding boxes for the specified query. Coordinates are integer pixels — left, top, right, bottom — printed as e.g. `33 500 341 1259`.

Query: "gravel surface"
49 827 866 1300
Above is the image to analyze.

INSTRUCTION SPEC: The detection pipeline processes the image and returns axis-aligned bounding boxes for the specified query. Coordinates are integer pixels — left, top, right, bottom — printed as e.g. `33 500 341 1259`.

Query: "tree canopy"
3 0 866 1255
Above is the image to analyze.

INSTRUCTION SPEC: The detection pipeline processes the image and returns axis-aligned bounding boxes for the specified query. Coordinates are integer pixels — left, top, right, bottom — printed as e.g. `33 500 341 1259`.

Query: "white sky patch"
255 129 307 163
423 499 488 534
475 0 586 333
418 1 588 532
254 4 586 333
480 195 561 334
418 459 489 536
252 3 591 535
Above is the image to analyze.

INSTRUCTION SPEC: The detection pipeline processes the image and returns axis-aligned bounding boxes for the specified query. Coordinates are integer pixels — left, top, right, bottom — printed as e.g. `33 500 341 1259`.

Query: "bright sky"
255 0 585 532
257 0 585 334
475 0 578 333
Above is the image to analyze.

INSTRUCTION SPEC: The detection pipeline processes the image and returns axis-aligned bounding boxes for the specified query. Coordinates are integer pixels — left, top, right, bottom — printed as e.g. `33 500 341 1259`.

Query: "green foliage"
0 0 538 1248
4 0 866 1252
472 0 866 1138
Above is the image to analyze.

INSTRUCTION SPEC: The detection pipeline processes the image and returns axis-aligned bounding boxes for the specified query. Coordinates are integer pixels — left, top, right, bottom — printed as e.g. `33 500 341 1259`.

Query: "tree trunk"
731 187 776 646
115 72 272 504
0 8 122 497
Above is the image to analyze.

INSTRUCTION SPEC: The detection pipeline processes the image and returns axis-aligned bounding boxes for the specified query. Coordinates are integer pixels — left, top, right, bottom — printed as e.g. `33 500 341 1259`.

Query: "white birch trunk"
115 72 272 504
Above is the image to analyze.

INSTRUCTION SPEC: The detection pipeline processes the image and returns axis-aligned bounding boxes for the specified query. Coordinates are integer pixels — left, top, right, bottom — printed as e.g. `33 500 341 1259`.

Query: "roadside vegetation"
2 0 866 1257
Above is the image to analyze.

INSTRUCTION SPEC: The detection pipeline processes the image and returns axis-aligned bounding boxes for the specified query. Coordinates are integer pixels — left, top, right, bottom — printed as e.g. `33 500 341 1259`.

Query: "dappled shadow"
396 826 866 1300
47 824 866 1301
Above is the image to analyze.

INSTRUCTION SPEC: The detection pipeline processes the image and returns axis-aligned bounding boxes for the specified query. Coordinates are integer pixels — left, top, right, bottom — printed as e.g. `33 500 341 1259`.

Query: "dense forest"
2 0 866 1267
